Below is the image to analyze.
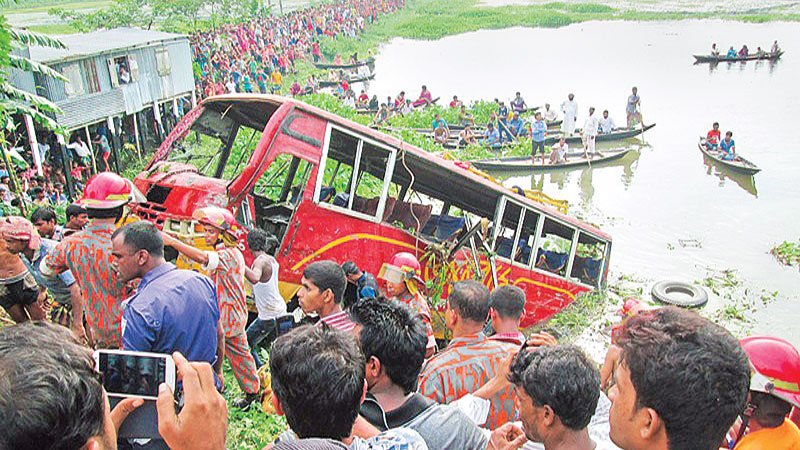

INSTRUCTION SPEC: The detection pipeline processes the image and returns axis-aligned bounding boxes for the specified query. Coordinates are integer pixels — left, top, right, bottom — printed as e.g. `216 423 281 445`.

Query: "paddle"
639 102 646 143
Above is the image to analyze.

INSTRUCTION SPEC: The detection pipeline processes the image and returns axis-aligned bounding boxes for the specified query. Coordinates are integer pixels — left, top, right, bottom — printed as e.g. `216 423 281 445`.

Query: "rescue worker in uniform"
379 252 436 357
161 206 261 409
42 172 134 347
729 336 800 450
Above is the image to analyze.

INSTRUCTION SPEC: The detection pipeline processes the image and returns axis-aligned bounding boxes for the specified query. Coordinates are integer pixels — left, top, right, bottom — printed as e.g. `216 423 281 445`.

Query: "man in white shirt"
598 110 617 134
582 107 600 158
560 94 578 135
543 103 558 123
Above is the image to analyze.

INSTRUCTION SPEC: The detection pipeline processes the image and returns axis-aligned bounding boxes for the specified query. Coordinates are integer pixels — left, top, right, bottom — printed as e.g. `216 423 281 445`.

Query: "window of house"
108 55 139 87
81 59 101 94
155 48 171 76
62 63 85 98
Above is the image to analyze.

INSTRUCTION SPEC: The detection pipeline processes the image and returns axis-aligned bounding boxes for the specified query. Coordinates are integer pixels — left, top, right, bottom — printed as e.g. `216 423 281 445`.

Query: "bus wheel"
651 280 708 307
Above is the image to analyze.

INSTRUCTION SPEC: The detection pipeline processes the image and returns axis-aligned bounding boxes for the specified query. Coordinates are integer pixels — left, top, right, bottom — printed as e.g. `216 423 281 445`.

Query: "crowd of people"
0 169 799 450
711 40 781 58
191 0 403 99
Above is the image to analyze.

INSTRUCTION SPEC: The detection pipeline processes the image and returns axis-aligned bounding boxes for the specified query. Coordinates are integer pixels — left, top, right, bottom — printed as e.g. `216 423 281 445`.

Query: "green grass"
771 239 800 268
25 22 80 33
1 0 109 14
541 289 611 341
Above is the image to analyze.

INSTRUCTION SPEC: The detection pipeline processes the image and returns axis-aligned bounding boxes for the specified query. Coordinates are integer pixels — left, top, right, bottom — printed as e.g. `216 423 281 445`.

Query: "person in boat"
386 95 394 110
333 83 345 98
706 122 721 149
459 105 474 126
561 93 578 135
582 107 600 159
719 131 736 161
432 113 449 133
357 89 369 107
530 112 548 165
626 86 641 127
450 95 463 109
394 91 406 109
433 121 449 145
727 46 738 58
483 123 502 149
511 91 527 113
497 101 513 142
711 43 720 57
772 40 781 55
412 85 433 108
459 125 478 147
327 69 339 82
368 94 379 110
755 47 766 57
400 99 414 116
599 110 617 134
549 137 569 164
507 111 526 138
373 103 390 125
543 102 559 123
738 44 749 58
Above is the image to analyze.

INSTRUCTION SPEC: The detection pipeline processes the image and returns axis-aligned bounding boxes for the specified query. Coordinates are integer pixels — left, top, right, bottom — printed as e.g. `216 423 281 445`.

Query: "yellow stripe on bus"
512 277 577 300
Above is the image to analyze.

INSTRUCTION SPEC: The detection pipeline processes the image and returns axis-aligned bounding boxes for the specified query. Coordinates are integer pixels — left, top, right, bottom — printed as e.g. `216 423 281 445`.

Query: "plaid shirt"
207 245 247 337
44 223 128 348
418 332 516 429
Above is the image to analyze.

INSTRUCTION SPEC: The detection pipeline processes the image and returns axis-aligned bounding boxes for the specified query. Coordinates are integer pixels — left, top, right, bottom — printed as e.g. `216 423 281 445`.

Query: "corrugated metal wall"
12 36 195 130
9 48 37 95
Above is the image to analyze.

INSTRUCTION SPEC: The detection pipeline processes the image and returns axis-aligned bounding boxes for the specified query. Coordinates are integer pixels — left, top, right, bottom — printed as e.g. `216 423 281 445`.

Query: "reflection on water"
371 20 800 345
703 155 758 197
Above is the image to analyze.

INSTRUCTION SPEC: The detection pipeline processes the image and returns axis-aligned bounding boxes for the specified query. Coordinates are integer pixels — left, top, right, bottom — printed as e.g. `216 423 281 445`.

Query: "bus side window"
570 233 607 286
493 199 538 267
534 218 575 277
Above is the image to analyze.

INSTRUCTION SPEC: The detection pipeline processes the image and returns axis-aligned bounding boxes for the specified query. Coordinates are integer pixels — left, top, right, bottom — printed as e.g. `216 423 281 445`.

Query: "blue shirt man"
507 114 525 137
432 115 448 130
531 118 547 142
342 261 379 309
719 135 736 160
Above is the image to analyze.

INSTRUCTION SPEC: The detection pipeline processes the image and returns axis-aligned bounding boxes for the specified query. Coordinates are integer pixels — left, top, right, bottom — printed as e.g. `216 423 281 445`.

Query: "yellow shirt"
271 71 282 85
734 419 800 450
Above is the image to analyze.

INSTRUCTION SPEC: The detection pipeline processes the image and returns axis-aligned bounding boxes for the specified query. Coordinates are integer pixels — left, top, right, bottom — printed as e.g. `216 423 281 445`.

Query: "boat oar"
639 105 646 143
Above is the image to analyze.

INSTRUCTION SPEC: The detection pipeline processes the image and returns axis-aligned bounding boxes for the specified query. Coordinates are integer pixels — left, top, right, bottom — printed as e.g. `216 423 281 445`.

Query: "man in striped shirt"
418 280 517 430
299 260 355 332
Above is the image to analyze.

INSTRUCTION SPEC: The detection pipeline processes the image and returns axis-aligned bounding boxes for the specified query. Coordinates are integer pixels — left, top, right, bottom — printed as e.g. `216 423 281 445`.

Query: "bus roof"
199 94 612 242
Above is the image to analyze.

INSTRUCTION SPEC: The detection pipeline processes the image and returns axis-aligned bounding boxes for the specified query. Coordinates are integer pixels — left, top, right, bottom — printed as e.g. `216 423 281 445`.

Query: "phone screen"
98 352 167 398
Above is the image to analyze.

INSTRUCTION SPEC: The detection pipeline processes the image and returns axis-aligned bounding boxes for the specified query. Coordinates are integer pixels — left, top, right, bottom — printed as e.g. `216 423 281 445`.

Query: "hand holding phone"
157 352 228 450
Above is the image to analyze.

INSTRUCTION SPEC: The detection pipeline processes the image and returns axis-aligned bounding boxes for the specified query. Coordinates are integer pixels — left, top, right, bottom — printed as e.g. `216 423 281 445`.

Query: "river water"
367 20 800 344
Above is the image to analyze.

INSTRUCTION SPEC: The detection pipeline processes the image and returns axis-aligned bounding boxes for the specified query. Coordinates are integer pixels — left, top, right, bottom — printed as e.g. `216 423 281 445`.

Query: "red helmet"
741 335 800 408
193 206 242 241
379 252 424 294
77 172 140 209
390 252 421 276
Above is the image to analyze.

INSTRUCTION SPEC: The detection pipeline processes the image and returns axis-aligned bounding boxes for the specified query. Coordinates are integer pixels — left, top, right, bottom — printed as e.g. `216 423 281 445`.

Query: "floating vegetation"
771 239 800 269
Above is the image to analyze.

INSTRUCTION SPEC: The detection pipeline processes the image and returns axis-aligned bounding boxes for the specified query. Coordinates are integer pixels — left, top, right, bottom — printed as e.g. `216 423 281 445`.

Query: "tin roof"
28 27 187 64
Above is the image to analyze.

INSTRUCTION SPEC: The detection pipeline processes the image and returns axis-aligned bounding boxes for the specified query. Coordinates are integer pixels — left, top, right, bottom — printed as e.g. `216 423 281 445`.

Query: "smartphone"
93 350 176 400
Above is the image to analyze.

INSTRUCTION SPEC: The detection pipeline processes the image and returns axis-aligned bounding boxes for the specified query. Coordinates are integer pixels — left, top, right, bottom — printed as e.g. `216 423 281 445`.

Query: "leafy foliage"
771 239 800 268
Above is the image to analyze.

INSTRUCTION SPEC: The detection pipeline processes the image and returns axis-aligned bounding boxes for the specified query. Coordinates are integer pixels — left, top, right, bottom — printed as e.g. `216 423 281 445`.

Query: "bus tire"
651 280 708 307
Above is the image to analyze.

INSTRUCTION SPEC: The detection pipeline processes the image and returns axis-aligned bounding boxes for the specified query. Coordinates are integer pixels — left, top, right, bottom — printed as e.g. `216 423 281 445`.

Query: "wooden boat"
441 124 654 149
319 74 375 88
313 57 375 70
693 50 783 63
698 139 760 175
471 148 634 171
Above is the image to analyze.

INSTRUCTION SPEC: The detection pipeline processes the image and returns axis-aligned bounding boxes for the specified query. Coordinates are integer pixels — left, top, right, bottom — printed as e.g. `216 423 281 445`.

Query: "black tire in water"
651 280 709 307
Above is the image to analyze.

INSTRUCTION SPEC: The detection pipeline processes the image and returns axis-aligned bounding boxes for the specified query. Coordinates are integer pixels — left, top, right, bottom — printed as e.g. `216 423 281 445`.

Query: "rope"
398 141 421 258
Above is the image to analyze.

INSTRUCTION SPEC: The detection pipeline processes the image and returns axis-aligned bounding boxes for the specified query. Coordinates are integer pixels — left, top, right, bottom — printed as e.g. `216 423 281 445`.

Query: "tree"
0 12 68 206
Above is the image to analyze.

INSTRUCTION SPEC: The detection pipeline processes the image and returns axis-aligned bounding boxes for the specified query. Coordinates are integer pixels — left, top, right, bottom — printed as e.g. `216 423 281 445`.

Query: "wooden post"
23 115 43 176
132 113 142 159
84 125 97 174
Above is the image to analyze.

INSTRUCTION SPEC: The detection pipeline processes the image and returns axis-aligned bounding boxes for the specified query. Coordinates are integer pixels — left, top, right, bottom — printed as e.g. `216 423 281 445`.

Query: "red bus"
132 94 611 331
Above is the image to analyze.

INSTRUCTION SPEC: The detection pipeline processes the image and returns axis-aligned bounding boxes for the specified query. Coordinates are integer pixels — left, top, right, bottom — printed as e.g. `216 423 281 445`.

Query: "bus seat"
387 201 432 231
435 215 466 240
319 186 336 203
421 215 439 236
582 258 602 284
495 236 514 258
536 248 568 274
356 197 396 221
516 239 532 264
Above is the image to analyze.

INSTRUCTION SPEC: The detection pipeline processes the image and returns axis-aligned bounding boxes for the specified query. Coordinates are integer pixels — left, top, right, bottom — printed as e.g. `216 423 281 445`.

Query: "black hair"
270 325 365 440
726 131 733 137
341 261 360 276
490 285 526 320
87 205 124 222
750 391 792 428
247 228 277 253
448 280 490 323
65 204 87 222
616 306 750 450
303 260 346 304
32 186 44 195
713 122 719 127
349 298 427 394
509 345 599 430
30 206 56 224
112 220 164 258
0 321 105 450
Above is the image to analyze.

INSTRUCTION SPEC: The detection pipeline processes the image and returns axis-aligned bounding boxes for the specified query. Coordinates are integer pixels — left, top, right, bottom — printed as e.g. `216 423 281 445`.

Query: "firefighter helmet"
193 206 242 242
77 172 140 209
741 335 800 408
379 252 424 295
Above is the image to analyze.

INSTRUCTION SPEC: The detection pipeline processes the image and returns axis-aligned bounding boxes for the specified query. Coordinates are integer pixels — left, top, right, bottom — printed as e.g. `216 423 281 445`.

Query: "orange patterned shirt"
44 223 128 348
395 291 435 349
208 245 247 337
418 333 516 429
